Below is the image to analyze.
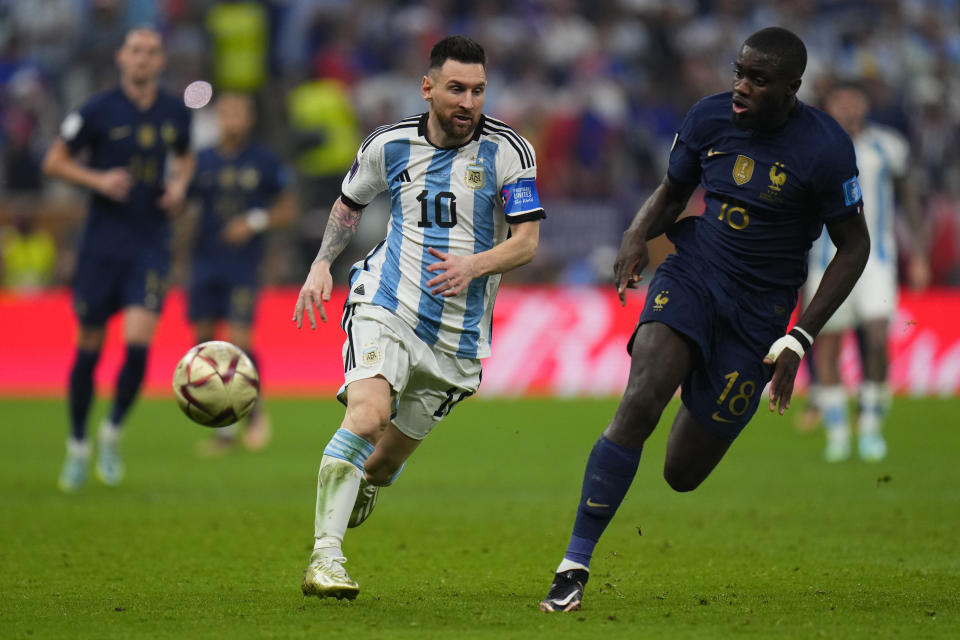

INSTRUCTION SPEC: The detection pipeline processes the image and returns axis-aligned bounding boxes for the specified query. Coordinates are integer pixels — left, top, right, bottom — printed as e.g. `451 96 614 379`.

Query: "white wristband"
246 208 269 233
765 335 805 363
765 326 814 363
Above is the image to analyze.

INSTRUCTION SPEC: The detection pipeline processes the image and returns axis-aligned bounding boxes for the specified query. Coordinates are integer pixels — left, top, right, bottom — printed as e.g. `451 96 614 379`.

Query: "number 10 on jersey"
417 190 458 228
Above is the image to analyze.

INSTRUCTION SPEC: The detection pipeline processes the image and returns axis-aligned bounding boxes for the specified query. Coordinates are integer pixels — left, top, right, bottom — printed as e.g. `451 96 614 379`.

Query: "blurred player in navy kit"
186 92 296 455
539 27 870 612
43 28 194 492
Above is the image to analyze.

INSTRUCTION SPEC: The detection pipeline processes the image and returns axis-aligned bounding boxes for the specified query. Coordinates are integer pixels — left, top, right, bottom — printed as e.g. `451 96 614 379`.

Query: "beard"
436 109 478 142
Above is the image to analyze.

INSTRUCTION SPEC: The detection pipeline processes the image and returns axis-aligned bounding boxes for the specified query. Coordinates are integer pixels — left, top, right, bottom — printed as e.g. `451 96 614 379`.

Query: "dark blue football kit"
63 88 192 324
187 143 290 324
634 92 863 440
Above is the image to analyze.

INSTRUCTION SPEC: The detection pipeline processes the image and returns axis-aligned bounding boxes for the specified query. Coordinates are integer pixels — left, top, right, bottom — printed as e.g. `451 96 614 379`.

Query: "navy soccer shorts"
73 251 168 325
187 271 258 326
632 251 796 441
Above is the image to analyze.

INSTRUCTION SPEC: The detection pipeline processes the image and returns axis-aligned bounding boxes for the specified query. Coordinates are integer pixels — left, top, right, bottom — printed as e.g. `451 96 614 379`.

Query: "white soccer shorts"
804 260 897 333
337 303 482 440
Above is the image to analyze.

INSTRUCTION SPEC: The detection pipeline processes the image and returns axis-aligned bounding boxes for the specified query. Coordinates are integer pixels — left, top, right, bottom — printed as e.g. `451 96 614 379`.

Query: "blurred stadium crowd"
2 0 960 291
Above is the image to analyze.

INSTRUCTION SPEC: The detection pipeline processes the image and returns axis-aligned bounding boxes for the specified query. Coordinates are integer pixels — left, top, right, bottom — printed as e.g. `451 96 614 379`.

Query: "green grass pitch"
1 395 958 639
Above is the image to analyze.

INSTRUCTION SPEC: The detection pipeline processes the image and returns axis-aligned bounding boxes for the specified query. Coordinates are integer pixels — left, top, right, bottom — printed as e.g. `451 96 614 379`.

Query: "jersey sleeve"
812 132 863 222
340 137 386 209
666 100 706 185
60 97 101 154
498 133 545 223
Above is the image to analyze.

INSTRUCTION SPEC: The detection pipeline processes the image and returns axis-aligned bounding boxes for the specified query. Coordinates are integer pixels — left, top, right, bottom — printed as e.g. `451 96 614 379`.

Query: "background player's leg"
96 307 157 486
193 318 216 343
192 317 241 456
228 322 271 451
857 318 890 461
814 332 850 462
60 325 105 492
662 405 732 491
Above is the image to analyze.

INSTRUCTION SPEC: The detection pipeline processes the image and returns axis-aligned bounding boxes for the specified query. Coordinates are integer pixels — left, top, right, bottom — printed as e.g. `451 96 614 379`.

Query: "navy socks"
564 436 643 568
68 348 101 441
109 344 148 426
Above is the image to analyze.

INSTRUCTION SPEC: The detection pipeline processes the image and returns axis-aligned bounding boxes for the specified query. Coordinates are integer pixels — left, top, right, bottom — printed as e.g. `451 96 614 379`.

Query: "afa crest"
465 164 485 189
733 155 754 186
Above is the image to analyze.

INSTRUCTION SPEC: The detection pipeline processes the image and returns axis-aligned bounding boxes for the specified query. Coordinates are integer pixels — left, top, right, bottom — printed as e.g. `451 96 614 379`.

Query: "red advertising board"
1 286 959 397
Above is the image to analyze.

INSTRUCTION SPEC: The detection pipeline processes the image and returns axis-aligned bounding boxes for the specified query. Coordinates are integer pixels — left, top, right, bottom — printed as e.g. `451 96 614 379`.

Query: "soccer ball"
172 341 260 428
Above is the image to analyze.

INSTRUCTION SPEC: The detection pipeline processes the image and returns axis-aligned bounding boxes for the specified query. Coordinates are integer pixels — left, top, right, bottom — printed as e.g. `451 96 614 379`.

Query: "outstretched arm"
425 219 540 297
614 175 698 305
293 197 364 328
765 212 870 414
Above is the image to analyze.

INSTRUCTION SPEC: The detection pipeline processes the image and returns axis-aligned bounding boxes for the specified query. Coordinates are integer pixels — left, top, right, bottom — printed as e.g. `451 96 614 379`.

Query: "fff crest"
465 164 486 189
733 155 754 186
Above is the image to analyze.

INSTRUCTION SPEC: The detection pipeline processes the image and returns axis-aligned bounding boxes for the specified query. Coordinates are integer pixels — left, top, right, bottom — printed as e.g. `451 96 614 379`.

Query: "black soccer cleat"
539 568 589 612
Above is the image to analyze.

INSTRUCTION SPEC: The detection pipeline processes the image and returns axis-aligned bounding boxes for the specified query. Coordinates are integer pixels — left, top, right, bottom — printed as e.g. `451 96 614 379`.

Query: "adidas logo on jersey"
353 284 366 296
395 169 411 183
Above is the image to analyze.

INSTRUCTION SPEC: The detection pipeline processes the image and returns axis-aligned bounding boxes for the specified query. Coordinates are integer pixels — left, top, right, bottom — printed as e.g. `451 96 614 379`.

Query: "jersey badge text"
361 344 382 366
465 164 486 189
733 155 754 185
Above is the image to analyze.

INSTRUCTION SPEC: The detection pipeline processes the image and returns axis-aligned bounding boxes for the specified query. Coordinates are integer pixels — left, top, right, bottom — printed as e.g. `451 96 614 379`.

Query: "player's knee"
663 465 703 493
613 385 665 435
344 400 391 438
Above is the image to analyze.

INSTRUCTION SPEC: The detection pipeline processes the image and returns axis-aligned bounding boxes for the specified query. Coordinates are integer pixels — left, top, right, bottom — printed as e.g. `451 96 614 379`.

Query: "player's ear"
421 74 433 102
787 77 802 97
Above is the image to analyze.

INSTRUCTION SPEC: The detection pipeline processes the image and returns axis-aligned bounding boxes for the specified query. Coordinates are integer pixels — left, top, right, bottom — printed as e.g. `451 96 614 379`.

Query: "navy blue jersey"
667 92 862 291
61 88 192 261
188 142 290 280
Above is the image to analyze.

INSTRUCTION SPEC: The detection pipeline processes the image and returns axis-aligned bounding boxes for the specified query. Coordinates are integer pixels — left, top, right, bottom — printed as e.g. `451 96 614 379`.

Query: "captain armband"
765 326 814 362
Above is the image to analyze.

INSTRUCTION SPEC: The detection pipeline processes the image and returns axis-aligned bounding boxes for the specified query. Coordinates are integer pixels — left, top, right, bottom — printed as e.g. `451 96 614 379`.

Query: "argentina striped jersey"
810 123 908 272
340 113 544 359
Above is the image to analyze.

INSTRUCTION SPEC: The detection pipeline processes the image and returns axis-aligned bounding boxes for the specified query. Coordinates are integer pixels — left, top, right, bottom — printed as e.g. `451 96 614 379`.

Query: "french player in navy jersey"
43 28 194 492
540 27 871 612
186 93 297 456
293 36 544 600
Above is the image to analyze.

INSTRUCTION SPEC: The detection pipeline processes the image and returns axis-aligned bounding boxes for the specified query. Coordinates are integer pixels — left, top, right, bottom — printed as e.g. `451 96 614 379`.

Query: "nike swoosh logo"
585 498 609 508
552 590 581 606
707 148 727 157
711 411 735 423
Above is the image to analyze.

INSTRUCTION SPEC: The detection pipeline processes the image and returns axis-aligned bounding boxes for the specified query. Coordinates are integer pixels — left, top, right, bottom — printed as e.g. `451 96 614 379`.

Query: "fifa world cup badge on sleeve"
842 176 862 206
502 177 541 216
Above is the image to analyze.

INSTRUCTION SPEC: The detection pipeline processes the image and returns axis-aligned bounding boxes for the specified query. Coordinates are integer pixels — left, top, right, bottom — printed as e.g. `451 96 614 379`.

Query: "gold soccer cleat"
301 550 359 600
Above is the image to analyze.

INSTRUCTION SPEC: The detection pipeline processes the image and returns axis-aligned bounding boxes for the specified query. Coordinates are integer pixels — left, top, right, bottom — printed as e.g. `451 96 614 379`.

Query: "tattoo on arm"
313 199 363 265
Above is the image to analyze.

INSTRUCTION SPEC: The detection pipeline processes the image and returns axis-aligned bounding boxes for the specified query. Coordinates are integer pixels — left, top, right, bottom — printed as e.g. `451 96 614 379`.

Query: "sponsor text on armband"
502 177 542 216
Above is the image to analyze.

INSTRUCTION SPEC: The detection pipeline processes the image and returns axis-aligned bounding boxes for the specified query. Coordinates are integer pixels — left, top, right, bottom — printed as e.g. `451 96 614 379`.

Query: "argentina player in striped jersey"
804 81 930 463
293 35 544 600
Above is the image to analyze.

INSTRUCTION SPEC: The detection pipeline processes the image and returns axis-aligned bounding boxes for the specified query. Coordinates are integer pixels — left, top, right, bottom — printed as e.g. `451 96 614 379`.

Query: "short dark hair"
744 27 807 79
429 35 486 71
